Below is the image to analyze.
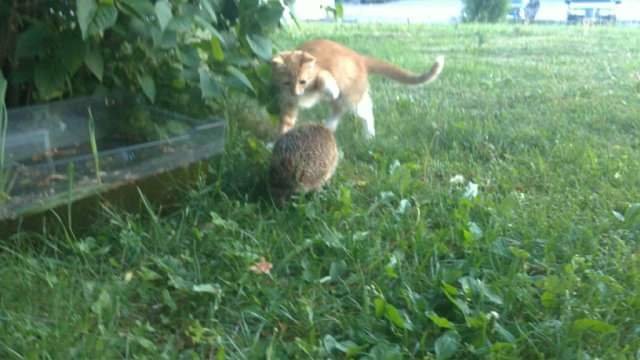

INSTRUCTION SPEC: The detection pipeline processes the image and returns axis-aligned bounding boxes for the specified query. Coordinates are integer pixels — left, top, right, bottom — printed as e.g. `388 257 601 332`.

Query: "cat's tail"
365 55 445 85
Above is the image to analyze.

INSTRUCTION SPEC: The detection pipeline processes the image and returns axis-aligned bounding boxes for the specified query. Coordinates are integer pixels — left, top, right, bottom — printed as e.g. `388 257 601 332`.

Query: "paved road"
342 0 640 23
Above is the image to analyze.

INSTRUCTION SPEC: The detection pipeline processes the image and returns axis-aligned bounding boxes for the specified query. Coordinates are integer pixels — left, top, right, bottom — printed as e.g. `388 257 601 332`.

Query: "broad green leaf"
155 0 172 31
57 31 86 75
216 347 225 360
194 16 224 43
199 68 221 99
435 331 461 360
367 343 403 360
441 282 458 296
384 303 411 330
162 289 177 311
200 0 218 23
167 16 192 32
159 29 178 49
495 322 516 343
90 289 112 315
117 0 155 18
256 3 285 29
88 4 118 35
85 48 104 81
246 34 272 60
211 37 225 61
138 73 156 102
34 61 66 100
226 66 255 93
374 298 385 318
134 336 156 350
15 24 49 59
77 0 98 39
427 311 455 329
572 318 617 334
459 276 503 305
323 334 340 352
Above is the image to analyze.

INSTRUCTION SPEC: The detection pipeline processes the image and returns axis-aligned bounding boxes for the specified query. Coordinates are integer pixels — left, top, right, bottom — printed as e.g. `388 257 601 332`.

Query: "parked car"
565 0 622 23
509 0 540 22
509 0 525 21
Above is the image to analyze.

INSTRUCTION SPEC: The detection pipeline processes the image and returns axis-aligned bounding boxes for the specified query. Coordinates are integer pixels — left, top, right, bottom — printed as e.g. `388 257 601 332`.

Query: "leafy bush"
462 0 509 23
0 0 287 115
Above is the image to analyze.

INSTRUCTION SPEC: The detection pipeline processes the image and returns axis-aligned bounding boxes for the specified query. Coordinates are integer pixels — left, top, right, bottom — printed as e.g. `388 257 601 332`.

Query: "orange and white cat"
271 39 445 138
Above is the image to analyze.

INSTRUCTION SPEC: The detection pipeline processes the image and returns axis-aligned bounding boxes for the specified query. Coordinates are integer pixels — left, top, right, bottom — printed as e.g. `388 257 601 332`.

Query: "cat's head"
271 50 317 96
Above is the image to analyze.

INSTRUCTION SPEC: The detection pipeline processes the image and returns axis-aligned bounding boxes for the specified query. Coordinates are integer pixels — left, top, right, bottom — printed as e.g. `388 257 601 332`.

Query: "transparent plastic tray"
0 96 225 220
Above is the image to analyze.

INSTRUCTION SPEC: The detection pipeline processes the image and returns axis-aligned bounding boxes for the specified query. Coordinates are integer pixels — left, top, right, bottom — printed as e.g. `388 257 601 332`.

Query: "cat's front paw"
328 84 340 100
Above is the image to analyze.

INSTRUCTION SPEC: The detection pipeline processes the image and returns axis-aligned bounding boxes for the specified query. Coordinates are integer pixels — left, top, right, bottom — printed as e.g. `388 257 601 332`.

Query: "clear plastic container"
0 95 225 220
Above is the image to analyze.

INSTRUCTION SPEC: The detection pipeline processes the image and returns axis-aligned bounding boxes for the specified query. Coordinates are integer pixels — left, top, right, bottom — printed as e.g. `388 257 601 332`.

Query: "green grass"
2 23 640 359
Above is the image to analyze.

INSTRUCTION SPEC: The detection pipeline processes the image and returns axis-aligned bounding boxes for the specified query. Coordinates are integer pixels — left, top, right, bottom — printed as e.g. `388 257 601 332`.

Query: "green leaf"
118 0 155 18
194 16 224 43
57 31 86 75
226 66 255 93
384 303 411 330
216 347 225 360
155 0 172 31
0 71 6 99
435 331 461 360
211 37 225 62
246 34 272 60
85 48 104 81
495 322 516 343
138 73 156 102
34 61 66 100
572 318 617 334
88 4 118 35
15 24 49 59
134 336 156 350
625 203 640 227
199 68 221 99
367 343 403 360
374 298 386 318
162 289 177 311
459 276 503 305
90 289 112 315
77 0 98 39
441 282 458 296
192 283 221 295
200 0 218 23
256 3 285 29
427 311 455 329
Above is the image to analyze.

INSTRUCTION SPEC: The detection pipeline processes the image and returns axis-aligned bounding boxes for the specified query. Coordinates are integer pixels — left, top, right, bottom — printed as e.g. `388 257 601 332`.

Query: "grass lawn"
1 23 640 359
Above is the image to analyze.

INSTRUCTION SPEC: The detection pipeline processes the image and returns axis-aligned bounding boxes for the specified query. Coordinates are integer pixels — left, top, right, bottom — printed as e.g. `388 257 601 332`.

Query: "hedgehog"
269 124 338 202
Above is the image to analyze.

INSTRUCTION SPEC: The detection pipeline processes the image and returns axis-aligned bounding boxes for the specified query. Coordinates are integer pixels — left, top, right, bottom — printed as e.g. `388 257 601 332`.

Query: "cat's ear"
271 55 285 67
301 52 316 65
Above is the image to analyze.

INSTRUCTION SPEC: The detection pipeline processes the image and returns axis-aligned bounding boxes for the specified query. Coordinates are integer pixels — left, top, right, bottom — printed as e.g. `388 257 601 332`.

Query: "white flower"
487 311 500 320
395 198 411 215
450 174 465 184
389 159 401 175
463 181 479 199
379 191 395 201
614 172 622 179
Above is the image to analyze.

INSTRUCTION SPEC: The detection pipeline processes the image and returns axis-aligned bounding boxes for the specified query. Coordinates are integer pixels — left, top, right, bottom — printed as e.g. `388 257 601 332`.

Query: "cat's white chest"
297 91 324 109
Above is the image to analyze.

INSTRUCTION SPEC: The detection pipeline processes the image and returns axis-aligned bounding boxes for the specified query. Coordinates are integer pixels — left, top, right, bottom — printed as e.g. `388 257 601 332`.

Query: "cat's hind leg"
355 91 375 139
